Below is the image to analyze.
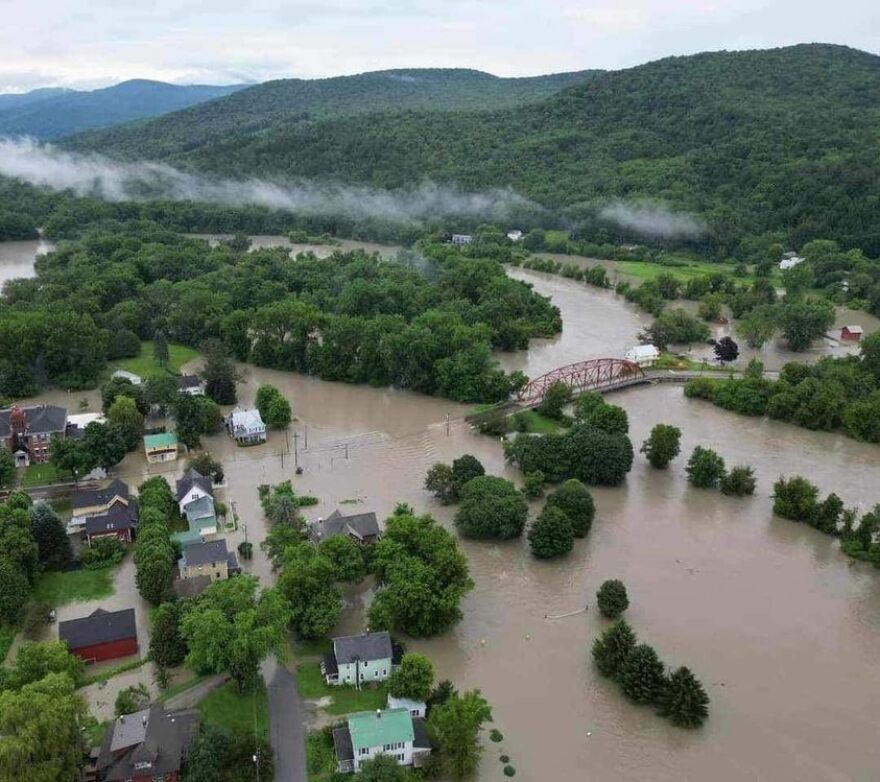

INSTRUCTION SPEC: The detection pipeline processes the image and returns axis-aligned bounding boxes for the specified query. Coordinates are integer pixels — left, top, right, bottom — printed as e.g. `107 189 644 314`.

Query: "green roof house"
332 708 431 774
143 432 178 464
172 490 219 545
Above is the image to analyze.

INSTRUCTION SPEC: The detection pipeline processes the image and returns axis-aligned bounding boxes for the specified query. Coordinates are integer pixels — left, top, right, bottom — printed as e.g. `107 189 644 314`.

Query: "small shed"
112 369 143 385
840 325 864 342
624 344 660 367
144 432 178 464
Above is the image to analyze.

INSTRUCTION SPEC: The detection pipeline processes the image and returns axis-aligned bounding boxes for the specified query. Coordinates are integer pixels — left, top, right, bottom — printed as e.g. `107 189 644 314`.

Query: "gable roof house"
333 708 431 774
177 538 239 582
59 608 138 664
226 408 267 445
176 468 214 515
841 324 864 341
177 374 205 396
143 432 178 464
0 403 68 467
90 703 199 782
310 510 381 545
70 480 131 532
85 498 139 545
322 631 397 687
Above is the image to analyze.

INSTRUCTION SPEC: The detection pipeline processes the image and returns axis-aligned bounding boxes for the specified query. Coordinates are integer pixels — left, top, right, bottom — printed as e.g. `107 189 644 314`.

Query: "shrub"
545 479 595 537
504 766 516 777
527 506 575 559
573 392 605 421
618 644 666 705
455 476 528 539
238 541 254 560
500 754 510 763
521 470 545 498
80 536 126 569
591 620 637 679
490 729 503 743
585 403 629 435
772 476 819 521
685 446 726 489
451 454 485 492
657 666 711 729
425 463 456 504
596 580 629 619
640 423 682 469
115 684 150 716
683 377 718 401
720 466 756 496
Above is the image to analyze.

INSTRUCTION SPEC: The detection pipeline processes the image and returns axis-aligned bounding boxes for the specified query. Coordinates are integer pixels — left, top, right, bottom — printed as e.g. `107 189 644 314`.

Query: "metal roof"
348 709 414 750
181 538 229 568
333 631 392 665
59 608 137 650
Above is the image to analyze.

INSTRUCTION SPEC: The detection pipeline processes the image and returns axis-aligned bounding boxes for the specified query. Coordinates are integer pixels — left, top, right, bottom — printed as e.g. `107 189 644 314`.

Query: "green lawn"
198 680 270 740
20 462 70 488
653 352 730 373
306 730 338 782
511 410 563 434
292 638 332 658
84 718 109 748
81 658 146 687
33 566 116 606
296 662 388 715
0 624 17 664
117 341 200 378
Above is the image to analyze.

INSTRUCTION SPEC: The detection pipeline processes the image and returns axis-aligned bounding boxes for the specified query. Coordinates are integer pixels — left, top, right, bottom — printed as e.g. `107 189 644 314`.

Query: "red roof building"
841 325 864 341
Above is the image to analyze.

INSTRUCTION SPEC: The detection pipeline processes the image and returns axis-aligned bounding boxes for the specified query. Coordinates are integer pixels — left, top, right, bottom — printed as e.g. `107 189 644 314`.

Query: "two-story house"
333 708 432 774
70 479 131 532
85 498 139 545
88 703 199 782
0 404 68 467
322 631 400 687
177 538 239 583
173 469 218 544
310 510 381 545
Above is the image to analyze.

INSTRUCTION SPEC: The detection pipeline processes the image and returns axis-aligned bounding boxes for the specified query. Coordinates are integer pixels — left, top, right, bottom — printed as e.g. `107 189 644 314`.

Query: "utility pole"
293 431 299 468
344 443 349 460
445 413 450 436
304 425 308 449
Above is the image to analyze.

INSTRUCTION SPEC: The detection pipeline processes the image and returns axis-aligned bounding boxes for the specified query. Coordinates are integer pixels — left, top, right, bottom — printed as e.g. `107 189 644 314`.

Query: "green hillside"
71 44 880 255
0 80 246 140
67 68 599 159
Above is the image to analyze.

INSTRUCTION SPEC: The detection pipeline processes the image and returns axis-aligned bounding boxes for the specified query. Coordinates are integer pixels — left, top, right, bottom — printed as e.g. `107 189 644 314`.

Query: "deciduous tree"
388 653 434 702
640 424 681 469
527 505 574 558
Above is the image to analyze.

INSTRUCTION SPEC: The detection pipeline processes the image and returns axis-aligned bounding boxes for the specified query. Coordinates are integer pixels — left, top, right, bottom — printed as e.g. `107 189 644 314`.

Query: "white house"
111 369 142 385
451 234 473 246
322 632 395 687
624 344 660 367
226 408 267 445
387 695 426 719
506 229 523 242
175 468 214 515
333 708 431 774
177 375 206 396
779 255 805 271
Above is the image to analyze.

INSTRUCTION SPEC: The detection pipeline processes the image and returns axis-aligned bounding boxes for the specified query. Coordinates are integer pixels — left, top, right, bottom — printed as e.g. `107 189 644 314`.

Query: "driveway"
263 658 307 782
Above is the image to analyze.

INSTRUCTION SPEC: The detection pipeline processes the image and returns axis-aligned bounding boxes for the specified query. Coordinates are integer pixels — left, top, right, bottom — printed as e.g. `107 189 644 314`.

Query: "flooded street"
4 241 880 779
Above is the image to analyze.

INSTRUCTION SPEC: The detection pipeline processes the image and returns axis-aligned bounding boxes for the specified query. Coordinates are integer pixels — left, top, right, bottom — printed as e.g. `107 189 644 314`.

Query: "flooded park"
2 237 880 779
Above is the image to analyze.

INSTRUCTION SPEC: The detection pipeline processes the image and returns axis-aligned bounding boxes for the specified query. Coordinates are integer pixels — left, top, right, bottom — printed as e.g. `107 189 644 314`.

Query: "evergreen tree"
29 503 72 570
202 340 239 404
149 602 188 670
596 579 629 619
618 644 667 705
657 666 711 728
591 620 637 679
153 330 170 368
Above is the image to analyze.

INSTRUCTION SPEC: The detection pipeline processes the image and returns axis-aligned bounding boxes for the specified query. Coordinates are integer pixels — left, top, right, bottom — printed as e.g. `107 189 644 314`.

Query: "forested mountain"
0 80 246 139
70 45 880 255
66 68 599 158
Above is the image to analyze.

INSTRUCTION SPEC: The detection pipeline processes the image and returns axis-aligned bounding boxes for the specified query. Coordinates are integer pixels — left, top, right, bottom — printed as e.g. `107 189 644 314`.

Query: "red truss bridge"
514 358 648 406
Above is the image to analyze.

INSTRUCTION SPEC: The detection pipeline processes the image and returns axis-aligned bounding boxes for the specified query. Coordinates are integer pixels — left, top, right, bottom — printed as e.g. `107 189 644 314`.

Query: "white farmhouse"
226 408 267 445
333 708 432 774
322 631 397 687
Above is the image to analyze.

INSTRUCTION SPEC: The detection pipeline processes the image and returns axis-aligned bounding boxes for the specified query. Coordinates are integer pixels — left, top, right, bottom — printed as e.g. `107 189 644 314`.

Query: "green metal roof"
143 432 177 449
172 529 203 545
348 709 413 751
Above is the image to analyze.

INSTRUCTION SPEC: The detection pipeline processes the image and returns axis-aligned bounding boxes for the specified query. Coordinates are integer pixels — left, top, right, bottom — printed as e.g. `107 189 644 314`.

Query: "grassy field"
296 662 388 715
653 352 731 373
20 462 70 488
117 341 200 378
198 680 270 739
306 730 338 782
511 410 563 434
33 566 116 606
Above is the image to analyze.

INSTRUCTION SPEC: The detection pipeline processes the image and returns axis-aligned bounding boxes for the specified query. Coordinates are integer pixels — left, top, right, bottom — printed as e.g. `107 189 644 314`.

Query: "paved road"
264 658 307 782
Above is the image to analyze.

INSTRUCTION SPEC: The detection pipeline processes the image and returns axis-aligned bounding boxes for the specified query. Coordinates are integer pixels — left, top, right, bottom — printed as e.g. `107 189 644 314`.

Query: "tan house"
71 480 130 521
143 432 178 464
177 538 239 582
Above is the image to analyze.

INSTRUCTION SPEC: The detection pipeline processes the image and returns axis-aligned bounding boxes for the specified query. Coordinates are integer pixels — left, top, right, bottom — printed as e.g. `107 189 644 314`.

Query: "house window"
359 748 369 756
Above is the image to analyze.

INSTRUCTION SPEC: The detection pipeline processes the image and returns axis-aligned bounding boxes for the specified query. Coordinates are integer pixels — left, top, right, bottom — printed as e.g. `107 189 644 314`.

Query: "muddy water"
0 237 54 290
8 244 880 779
189 233 401 259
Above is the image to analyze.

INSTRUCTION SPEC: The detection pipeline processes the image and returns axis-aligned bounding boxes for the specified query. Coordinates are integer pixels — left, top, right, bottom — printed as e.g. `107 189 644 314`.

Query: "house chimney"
119 715 125 724
142 714 147 726
376 710 382 719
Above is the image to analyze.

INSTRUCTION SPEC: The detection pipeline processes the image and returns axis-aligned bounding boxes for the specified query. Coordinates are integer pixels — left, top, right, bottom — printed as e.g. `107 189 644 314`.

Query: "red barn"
59 608 138 664
840 325 864 342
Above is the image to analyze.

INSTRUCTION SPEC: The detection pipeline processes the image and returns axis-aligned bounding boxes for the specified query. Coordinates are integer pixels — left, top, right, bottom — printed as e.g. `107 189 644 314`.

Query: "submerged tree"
685 446 726 489
596 579 630 619
527 506 574 559
640 424 682 469
657 666 711 728
618 643 666 705
591 620 637 679
544 479 595 537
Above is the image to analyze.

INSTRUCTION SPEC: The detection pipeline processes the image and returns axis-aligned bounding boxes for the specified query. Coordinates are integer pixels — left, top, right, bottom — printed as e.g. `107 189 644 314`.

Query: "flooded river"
5 240 880 779
0 237 54 290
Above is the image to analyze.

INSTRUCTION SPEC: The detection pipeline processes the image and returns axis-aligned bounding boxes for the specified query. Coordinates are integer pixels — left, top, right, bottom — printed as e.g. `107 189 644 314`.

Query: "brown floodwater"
7 242 880 779
0 237 54 290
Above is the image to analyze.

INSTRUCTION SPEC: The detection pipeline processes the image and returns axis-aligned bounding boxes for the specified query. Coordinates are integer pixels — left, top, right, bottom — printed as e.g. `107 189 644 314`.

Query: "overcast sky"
1 0 878 92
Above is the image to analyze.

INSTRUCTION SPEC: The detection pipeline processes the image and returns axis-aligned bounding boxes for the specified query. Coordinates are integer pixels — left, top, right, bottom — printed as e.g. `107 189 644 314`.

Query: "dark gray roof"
177 374 203 389
72 479 129 510
333 631 393 665
0 404 67 438
333 726 354 763
175 468 213 502
97 704 199 781
84 498 138 535
322 652 339 677
59 608 137 650
173 574 212 600
227 551 240 573
182 538 229 567
312 511 380 543
412 717 431 749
